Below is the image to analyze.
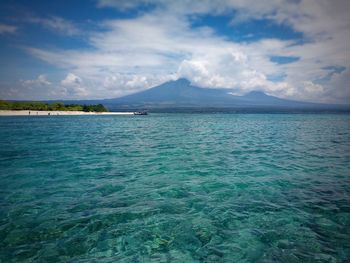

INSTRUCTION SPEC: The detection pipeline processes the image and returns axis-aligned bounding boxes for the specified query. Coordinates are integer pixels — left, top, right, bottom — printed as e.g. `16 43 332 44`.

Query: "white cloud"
21 0 350 102
61 73 82 86
60 73 88 97
26 16 81 36
97 0 145 10
21 74 52 87
11 75 58 100
325 68 350 102
102 73 176 97
0 24 17 34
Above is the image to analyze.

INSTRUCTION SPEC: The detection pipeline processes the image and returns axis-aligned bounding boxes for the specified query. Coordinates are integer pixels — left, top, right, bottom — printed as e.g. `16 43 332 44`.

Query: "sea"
0 113 349 262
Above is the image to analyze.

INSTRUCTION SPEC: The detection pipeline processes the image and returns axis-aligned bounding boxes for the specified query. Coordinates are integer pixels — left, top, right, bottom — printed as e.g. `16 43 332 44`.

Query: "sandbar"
0 110 135 116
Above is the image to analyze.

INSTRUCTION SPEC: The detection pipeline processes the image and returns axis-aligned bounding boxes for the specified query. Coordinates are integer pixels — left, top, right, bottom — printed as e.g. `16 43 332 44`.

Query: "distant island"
0 100 108 112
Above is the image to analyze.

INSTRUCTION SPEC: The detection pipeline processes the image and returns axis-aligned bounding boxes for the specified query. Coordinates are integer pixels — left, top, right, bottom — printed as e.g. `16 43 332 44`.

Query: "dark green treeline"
0 101 108 112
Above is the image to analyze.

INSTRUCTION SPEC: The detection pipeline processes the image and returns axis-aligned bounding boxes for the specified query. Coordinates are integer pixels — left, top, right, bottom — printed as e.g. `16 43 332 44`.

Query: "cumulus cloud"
21 0 350 102
102 73 176 97
60 73 88 97
21 74 52 87
15 74 87 100
61 73 82 86
0 24 17 34
11 75 59 100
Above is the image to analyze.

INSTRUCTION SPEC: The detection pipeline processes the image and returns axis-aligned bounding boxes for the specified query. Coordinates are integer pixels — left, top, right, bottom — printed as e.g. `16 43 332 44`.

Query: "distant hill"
102 78 341 111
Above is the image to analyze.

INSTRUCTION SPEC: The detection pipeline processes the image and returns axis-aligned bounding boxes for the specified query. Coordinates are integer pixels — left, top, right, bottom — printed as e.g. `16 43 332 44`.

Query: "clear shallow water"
0 113 350 262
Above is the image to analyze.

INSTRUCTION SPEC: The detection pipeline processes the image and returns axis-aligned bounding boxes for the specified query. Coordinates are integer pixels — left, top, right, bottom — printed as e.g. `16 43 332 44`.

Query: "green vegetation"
82 104 107 112
0 100 108 112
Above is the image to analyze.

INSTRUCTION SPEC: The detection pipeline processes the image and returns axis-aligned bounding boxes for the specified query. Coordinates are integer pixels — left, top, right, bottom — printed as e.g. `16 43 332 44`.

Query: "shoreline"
0 110 135 116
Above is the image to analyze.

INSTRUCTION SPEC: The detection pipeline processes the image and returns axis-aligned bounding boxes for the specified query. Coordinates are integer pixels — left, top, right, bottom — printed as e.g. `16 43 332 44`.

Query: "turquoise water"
0 113 350 262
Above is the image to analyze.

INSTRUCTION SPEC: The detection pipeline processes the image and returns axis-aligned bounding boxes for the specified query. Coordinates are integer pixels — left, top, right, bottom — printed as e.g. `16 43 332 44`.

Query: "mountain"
102 78 327 111
104 79 240 107
239 90 313 107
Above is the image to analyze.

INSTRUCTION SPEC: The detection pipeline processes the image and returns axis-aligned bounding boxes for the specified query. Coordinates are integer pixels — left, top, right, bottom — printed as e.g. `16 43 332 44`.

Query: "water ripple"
0 114 350 262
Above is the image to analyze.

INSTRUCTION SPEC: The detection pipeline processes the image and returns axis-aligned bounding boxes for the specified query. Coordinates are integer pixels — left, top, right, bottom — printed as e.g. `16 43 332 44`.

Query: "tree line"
0 100 108 112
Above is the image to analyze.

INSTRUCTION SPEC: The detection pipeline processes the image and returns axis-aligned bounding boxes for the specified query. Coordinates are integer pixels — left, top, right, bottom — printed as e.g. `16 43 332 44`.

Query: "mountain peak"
174 78 191 85
244 90 269 98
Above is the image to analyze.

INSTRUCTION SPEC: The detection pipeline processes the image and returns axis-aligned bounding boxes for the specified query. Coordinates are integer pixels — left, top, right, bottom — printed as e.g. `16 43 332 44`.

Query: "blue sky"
0 0 349 103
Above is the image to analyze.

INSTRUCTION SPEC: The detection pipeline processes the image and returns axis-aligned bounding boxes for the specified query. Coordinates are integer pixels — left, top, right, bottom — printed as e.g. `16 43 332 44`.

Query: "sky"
0 0 349 103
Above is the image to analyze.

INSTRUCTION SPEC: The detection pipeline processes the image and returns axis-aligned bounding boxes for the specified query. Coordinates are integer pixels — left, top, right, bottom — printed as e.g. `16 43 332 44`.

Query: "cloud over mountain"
0 0 349 103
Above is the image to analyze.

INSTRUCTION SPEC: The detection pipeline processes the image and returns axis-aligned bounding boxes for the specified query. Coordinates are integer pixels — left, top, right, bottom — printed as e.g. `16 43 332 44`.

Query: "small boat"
134 111 148 115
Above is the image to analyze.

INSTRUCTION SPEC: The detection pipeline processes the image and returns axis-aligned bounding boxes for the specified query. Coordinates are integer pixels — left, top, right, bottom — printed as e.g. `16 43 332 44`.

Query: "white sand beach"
0 110 135 116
